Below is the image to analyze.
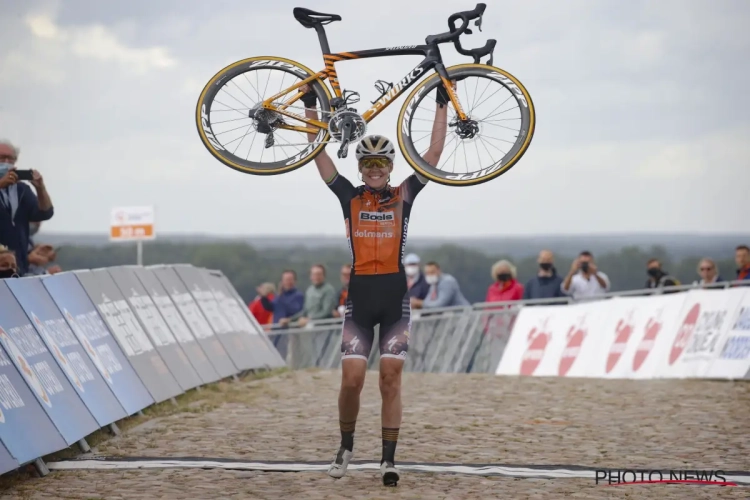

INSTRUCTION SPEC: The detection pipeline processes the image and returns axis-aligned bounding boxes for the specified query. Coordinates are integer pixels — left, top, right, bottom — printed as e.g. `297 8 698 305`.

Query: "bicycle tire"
195 56 333 176
396 64 536 187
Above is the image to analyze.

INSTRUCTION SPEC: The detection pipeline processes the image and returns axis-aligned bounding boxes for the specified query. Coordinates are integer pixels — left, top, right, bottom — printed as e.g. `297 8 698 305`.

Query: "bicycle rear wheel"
396 64 536 187
195 56 333 176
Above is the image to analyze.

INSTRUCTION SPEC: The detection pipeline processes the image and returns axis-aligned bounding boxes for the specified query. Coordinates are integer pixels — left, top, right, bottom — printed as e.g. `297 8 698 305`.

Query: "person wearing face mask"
300 82 451 484
403 253 430 309
485 260 524 303
522 250 565 301
0 246 20 279
0 139 54 276
422 261 470 309
644 258 679 290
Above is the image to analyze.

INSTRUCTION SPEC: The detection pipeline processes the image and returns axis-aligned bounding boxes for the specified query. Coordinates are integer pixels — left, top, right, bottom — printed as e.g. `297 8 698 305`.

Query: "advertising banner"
107 266 202 391
214 271 285 367
0 282 99 445
172 265 256 370
0 328 66 465
149 266 237 379
201 268 273 366
74 270 182 403
132 267 220 385
42 273 153 415
6 278 127 427
0 440 18 475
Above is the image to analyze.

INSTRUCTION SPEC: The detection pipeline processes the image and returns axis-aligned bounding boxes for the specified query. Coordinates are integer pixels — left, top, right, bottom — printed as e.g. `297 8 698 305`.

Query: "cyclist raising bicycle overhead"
300 81 452 486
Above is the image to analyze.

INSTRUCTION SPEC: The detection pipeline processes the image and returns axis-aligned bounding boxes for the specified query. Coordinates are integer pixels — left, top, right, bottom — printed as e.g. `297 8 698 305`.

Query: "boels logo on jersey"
359 211 395 226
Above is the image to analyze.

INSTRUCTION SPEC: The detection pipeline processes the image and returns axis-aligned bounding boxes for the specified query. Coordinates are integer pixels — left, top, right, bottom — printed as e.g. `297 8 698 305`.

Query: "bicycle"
195 3 536 187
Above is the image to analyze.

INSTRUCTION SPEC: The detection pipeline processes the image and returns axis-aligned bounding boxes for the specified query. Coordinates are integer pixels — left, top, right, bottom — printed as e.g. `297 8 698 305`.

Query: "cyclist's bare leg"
339 357 367 443
328 357 366 478
379 357 404 485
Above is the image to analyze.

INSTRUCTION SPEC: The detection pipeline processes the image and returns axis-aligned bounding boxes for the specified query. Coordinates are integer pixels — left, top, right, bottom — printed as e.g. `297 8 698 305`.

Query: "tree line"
51 241 737 305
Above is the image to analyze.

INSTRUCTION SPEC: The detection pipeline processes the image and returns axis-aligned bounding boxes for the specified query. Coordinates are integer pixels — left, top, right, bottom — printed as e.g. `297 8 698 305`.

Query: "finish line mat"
46 457 750 486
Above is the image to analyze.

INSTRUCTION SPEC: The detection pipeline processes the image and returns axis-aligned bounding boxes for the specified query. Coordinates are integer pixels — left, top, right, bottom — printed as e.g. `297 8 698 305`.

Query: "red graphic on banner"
559 323 587 376
521 327 550 375
606 317 633 373
632 316 662 372
669 303 700 365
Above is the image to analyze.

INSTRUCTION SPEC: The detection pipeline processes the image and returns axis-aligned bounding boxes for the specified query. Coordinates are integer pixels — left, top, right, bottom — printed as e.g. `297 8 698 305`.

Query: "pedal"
372 80 393 104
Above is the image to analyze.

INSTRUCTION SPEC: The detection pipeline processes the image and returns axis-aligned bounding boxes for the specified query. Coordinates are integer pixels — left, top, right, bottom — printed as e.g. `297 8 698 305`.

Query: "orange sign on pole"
109 206 156 242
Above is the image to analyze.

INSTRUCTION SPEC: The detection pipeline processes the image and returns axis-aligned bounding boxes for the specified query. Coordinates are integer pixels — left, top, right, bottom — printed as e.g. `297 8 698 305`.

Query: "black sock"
340 420 356 452
382 427 399 464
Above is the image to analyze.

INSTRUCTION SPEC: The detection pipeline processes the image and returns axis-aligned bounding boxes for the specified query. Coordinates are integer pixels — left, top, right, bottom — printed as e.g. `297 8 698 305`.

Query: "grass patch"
0 367 287 492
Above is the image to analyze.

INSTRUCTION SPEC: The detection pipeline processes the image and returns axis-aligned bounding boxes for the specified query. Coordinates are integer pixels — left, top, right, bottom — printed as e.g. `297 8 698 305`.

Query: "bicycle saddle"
293 7 342 28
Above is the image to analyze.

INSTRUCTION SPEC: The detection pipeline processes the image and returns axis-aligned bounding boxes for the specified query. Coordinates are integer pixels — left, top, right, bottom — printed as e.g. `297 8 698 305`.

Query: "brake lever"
475 14 483 32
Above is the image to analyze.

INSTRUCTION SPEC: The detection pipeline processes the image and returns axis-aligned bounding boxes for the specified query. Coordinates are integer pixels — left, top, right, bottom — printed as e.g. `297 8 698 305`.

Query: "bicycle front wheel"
196 56 333 176
396 64 536 187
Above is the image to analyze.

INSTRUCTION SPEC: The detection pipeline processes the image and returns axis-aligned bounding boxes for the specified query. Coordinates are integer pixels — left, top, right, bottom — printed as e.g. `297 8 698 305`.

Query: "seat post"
314 24 332 55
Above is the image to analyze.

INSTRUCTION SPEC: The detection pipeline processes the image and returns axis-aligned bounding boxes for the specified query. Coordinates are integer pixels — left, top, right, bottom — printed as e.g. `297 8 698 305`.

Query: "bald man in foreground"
523 250 566 300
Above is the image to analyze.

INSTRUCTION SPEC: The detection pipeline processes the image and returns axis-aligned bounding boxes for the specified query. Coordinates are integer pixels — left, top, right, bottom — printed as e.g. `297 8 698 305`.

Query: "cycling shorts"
340 273 411 361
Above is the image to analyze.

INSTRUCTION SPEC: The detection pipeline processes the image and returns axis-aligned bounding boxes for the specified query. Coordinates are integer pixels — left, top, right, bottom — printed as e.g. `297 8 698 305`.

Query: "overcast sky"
1 0 748 238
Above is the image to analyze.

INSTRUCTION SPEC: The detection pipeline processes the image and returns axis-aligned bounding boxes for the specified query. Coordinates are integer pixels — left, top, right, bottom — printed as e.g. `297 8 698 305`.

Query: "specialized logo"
386 45 417 51
521 325 550 376
606 315 634 374
670 303 700 365
633 315 663 372
365 65 425 118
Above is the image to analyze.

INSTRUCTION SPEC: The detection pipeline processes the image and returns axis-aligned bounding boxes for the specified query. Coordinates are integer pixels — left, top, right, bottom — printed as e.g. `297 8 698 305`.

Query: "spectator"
485 259 524 303
404 252 430 309
249 282 276 326
333 263 351 318
645 258 680 289
523 250 565 300
27 243 58 276
419 261 470 309
693 258 724 287
736 245 750 283
260 269 305 327
296 264 337 327
0 245 19 279
561 251 610 299
0 139 54 276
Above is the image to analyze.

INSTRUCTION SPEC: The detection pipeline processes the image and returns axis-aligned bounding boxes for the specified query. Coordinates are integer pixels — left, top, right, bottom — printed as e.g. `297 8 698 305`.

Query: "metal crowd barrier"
267 279 749 372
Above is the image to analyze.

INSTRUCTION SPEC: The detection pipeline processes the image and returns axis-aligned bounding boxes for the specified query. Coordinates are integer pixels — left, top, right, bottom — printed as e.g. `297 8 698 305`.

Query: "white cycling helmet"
355 135 395 162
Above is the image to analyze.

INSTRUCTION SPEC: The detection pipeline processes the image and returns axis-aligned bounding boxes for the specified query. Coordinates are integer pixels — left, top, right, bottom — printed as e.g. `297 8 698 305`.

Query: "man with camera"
0 139 54 276
561 250 610 299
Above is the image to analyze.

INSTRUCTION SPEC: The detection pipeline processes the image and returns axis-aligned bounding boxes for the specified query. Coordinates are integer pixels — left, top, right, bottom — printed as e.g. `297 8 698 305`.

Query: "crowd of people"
0 139 61 279
249 246 750 328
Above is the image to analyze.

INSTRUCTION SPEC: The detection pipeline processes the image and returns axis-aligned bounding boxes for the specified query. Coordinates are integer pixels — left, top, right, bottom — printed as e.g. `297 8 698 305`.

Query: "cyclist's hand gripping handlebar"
425 3 497 65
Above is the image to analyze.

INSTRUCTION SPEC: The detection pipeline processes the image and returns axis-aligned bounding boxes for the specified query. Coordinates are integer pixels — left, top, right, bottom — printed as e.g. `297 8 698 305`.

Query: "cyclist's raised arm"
301 85 337 183
422 81 452 168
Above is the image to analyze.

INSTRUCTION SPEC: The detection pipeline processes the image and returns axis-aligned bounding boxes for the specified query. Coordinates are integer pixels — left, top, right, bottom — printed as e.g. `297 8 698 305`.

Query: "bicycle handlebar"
425 3 496 65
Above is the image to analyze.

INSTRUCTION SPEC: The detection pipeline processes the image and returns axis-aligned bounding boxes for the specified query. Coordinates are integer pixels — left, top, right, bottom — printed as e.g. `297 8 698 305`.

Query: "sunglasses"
359 157 391 169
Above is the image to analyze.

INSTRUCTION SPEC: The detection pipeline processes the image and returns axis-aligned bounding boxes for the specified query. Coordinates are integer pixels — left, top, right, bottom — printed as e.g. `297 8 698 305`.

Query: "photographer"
0 139 54 276
561 251 610 299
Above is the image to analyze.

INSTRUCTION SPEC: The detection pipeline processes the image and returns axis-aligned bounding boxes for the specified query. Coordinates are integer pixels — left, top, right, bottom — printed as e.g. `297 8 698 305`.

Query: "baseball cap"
404 253 420 265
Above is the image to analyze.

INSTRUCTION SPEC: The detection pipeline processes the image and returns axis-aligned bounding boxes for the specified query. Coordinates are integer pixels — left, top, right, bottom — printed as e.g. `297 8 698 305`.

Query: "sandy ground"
0 368 748 499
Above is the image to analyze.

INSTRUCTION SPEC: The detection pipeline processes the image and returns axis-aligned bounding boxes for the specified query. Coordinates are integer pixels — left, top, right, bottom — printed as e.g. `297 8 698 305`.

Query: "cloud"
0 0 748 237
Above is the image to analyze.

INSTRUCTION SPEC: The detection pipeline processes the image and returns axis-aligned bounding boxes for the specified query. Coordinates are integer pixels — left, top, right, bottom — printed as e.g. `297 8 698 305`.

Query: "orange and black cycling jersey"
327 172 426 276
